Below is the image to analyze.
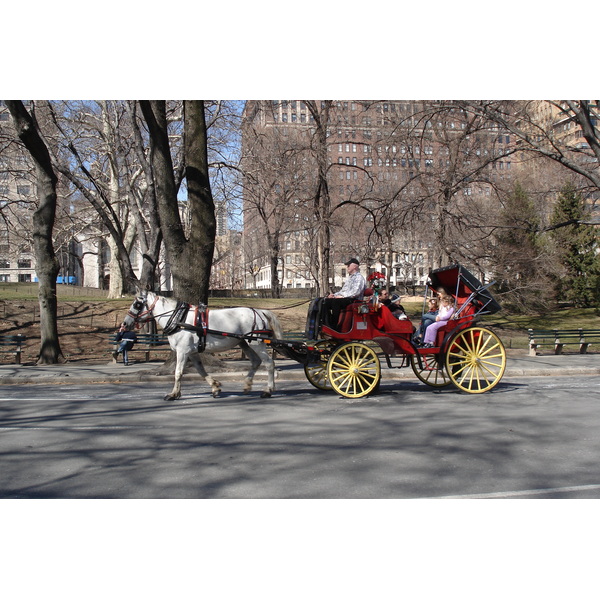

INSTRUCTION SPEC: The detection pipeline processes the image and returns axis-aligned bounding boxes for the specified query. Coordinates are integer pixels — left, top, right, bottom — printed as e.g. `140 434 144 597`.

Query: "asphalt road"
2 374 600 499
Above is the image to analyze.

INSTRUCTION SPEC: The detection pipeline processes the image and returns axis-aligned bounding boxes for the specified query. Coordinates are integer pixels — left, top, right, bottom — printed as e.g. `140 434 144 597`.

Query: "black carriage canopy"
428 263 502 316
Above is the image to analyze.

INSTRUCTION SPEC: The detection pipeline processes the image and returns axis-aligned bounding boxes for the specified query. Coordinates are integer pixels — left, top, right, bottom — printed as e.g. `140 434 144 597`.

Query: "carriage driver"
322 258 367 328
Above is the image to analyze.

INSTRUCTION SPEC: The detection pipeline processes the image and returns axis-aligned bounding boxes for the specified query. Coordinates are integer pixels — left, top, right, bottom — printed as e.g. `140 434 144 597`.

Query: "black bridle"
125 294 158 328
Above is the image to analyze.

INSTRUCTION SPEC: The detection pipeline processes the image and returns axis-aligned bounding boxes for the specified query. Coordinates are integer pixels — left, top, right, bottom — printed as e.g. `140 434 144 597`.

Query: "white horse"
122 291 283 401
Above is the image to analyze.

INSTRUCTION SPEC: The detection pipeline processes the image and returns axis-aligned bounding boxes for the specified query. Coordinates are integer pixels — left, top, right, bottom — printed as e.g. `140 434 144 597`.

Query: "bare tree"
45 100 170 296
462 100 600 212
5 100 64 363
139 100 216 304
242 104 313 297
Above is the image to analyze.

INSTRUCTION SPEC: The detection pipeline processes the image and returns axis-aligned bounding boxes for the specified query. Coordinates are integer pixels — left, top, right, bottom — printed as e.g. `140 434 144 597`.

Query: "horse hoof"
261 391 272 398
164 395 175 402
212 390 221 398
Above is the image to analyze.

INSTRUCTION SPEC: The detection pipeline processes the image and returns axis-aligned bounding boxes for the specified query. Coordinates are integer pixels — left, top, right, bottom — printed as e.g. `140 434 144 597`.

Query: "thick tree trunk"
139 100 216 305
181 100 216 305
6 101 64 364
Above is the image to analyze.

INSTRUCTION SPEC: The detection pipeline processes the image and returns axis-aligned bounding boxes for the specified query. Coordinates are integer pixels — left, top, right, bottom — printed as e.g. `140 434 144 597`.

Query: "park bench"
527 329 600 356
0 334 26 364
108 332 171 363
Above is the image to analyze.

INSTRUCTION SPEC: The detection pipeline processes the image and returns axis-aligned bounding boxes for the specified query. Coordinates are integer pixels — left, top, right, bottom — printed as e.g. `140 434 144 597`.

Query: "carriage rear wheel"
410 353 452 388
327 342 381 398
445 327 506 393
304 340 336 391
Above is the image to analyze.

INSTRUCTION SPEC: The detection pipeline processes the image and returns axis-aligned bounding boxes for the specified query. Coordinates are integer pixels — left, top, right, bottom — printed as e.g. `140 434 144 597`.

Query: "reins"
214 299 310 311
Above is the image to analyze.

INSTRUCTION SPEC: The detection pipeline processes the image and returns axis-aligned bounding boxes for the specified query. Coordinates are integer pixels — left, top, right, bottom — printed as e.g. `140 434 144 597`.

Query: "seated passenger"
389 293 408 320
413 297 439 343
322 258 366 328
422 294 455 347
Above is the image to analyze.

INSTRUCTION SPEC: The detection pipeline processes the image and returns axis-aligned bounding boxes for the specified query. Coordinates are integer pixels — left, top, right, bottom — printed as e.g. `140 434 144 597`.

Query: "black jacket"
115 330 137 346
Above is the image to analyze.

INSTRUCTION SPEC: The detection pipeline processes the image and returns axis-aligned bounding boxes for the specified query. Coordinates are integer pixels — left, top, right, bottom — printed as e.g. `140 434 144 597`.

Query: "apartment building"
241 100 517 292
0 101 38 283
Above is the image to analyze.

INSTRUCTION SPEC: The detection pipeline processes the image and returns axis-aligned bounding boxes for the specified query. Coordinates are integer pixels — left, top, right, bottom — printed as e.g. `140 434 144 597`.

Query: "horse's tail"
262 310 284 340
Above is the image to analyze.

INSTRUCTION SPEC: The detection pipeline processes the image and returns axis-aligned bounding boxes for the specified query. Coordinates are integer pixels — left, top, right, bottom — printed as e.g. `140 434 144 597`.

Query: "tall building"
1 101 39 284
241 100 517 292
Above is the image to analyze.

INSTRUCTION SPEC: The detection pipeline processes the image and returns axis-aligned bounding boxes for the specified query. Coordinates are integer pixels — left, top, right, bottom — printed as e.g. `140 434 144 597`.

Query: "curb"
3 364 600 386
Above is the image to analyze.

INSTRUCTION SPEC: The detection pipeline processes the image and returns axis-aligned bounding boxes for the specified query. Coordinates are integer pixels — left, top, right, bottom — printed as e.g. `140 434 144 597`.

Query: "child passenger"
413 297 439 343
422 295 454 347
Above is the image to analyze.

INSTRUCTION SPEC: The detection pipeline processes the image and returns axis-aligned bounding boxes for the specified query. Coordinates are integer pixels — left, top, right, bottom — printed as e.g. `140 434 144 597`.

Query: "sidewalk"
2 352 600 385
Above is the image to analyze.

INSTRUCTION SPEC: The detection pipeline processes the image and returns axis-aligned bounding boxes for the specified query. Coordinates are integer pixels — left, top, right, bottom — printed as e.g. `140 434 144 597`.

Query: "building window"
0 260 9 268
0 274 9 282
17 185 31 195
18 274 31 283
18 259 32 268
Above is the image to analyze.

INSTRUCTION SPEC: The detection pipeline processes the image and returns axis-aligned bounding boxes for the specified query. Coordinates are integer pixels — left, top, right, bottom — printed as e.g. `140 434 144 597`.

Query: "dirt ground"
0 299 311 365
1 297 527 365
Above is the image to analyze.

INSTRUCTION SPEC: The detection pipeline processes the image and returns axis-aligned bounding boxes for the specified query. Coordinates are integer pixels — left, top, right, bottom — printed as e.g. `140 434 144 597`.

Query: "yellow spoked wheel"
327 342 381 398
445 327 506 394
304 340 336 391
410 353 452 388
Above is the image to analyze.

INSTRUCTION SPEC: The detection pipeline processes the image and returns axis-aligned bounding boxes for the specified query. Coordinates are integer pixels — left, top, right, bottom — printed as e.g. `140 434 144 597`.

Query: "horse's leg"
250 342 277 398
164 350 187 402
188 352 222 398
238 339 262 394
239 340 276 398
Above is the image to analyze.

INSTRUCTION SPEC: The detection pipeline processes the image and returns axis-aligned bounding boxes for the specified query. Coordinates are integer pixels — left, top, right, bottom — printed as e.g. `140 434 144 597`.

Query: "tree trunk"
181 100 216 305
270 243 281 299
139 100 216 305
6 101 64 364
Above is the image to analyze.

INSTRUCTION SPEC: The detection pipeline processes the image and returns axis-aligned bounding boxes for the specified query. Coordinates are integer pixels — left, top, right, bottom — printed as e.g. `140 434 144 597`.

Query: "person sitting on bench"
113 323 138 365
322 258 366 329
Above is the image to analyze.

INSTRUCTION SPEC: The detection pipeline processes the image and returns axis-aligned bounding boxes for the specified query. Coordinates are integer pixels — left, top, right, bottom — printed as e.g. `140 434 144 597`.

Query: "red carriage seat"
337 302 360 333
335 289 374 332
371 304 414 336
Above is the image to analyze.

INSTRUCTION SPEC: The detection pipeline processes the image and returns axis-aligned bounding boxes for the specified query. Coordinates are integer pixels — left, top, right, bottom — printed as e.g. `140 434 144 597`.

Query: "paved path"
1 352 600 385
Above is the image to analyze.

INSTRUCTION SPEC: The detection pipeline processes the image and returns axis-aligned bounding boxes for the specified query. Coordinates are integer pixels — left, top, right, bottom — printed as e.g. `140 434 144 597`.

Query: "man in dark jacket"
113 323 137 365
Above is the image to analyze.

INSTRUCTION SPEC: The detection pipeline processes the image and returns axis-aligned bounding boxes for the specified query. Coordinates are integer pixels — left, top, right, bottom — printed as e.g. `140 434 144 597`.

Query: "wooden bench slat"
109 333 171 362
0 334 26 364
527 328 600 356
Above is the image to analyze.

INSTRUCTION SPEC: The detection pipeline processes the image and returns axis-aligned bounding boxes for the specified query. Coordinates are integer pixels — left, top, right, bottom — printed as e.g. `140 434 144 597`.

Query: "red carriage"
292 263 506 398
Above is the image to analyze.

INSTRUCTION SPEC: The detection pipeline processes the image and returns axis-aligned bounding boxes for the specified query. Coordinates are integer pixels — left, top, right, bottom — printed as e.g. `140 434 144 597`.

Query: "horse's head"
123 290 153 328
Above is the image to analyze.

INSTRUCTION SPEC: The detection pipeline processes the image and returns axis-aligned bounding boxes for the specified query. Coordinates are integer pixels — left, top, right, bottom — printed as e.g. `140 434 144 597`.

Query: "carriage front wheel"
327 342 381 398
445 327 506 393
304 340 336 391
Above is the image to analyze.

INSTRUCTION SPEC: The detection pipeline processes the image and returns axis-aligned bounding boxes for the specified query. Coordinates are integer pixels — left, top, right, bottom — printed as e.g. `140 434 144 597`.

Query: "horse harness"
160 301 210 353
132 296 273 353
